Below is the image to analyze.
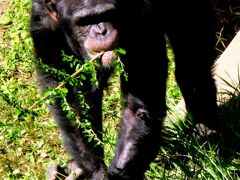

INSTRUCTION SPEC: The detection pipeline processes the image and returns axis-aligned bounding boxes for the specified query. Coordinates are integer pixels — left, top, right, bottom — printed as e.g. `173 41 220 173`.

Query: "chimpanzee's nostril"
101 28 107 35
97 27 107 35
98 23 108 35
90 24 109 37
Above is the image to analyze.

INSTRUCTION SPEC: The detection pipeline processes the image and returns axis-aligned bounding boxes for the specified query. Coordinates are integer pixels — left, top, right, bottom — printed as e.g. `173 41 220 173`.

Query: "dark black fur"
30 0 218 179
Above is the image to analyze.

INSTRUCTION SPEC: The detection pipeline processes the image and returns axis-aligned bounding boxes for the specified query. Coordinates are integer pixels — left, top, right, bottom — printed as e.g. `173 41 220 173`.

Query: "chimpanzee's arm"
108 94 162 179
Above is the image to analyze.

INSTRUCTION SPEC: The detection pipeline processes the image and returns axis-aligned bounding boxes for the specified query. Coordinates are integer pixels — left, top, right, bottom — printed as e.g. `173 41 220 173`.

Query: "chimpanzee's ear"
31 0 61 33
44 0 60 23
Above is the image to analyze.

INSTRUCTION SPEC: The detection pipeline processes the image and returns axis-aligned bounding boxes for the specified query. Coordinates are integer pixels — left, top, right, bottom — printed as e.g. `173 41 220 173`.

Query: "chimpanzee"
30 0 219 179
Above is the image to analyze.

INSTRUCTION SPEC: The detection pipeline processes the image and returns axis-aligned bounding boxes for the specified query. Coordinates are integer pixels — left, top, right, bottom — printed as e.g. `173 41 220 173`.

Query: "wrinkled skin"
30 0 218 179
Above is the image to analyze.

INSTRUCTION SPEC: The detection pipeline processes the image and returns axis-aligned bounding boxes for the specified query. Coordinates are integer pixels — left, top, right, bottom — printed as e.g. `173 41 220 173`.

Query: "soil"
0 1 9 43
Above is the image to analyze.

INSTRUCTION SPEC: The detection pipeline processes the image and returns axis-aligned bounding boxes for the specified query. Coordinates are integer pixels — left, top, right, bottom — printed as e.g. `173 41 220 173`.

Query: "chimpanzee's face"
57 0 119 65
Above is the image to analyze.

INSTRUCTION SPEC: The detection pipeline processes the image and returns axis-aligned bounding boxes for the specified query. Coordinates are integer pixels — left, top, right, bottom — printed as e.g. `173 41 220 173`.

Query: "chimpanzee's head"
42 0 119 66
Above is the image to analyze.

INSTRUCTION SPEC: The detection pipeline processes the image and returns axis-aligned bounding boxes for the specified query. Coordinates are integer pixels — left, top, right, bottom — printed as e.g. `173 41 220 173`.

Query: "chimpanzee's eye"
75 10 116 26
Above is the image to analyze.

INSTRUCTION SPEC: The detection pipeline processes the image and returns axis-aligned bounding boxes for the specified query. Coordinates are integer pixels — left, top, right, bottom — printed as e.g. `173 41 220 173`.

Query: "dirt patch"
0 1 10 43
0 1 8 15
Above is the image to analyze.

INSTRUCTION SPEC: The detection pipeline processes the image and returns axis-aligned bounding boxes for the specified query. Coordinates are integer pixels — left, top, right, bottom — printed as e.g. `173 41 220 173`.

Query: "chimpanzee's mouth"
83 28 119 67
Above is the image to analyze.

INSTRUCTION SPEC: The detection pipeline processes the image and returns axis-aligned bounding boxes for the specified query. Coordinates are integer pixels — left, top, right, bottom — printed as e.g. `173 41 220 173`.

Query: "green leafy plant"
35 49 127 148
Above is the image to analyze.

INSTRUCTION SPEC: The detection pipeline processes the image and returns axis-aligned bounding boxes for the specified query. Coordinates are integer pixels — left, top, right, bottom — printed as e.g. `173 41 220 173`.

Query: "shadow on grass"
218 93 240 162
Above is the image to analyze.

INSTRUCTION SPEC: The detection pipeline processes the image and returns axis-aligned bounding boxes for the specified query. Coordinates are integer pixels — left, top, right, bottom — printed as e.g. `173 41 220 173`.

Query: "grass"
0 0 69 178
0 0 240 179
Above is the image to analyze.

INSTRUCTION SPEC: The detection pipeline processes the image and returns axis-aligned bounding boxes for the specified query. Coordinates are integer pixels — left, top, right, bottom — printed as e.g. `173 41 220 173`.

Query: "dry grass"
213 0 240 52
